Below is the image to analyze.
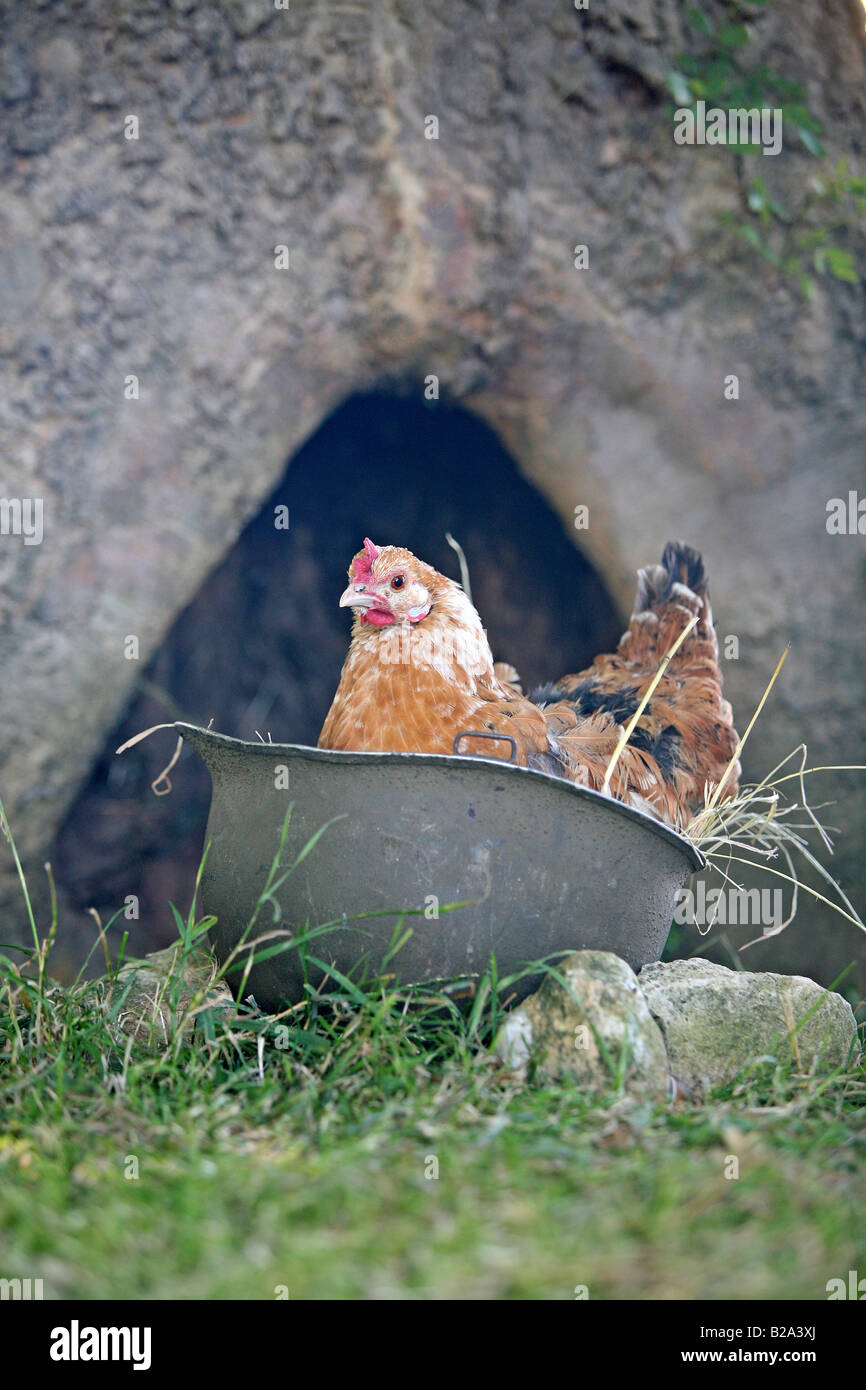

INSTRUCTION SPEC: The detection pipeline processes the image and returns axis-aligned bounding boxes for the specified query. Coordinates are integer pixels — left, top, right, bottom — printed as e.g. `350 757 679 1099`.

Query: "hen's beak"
339 584 377 609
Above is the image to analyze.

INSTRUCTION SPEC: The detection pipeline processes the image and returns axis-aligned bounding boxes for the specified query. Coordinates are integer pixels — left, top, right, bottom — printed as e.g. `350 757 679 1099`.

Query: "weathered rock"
109 945 234 1047
638 958 860 1092
495 950 669 1098
1 0 864 994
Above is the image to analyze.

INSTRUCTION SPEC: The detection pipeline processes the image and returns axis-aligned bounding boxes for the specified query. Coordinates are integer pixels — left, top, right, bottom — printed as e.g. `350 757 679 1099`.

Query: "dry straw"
684 650 865 948
598 614 864 948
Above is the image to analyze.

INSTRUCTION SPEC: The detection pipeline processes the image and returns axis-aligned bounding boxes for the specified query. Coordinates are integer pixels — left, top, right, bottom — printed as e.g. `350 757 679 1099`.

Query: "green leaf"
796 227 829 250
783 103 823 133
288 814 346 873
796 126 824 158
762 69 804 102
666 70 693 107
195 1007 217 1043
718 23 750 50
701 56 736 98
825 246 858 283
241 937 298 967
797 273 816 300
686 6 714 36
741 224 764 251
305 955 369 1005
169 902 187 942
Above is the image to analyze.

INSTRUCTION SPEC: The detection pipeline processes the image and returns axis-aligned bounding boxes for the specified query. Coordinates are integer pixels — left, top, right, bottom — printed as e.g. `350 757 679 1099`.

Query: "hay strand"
602 611 699 797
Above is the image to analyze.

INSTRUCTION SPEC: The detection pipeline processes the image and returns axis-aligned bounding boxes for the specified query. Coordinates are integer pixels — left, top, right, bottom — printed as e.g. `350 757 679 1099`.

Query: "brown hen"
318 537 739 828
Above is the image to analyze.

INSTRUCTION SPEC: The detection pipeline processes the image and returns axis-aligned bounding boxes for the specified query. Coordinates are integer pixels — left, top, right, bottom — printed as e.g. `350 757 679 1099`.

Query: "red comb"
352 537 379 583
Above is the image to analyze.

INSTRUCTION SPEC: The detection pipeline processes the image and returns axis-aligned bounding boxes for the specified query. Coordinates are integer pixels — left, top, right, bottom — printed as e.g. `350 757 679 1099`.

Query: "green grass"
2 945 865 1300
1 805 865 1300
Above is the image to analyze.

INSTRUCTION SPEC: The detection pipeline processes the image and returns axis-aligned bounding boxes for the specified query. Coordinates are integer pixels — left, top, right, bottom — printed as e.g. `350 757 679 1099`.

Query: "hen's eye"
391 575 405 590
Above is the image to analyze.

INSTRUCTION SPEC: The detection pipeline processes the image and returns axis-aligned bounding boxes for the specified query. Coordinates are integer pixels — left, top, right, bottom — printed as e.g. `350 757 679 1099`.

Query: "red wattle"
363 610 394 626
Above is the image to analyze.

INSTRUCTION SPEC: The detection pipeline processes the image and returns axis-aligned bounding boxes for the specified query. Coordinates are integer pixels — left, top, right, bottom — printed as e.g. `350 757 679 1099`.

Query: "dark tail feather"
634 540 708 613
661 540 707 598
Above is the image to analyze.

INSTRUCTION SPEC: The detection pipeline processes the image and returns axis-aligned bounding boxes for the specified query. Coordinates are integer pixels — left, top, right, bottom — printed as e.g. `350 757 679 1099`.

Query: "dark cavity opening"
51 390 621 968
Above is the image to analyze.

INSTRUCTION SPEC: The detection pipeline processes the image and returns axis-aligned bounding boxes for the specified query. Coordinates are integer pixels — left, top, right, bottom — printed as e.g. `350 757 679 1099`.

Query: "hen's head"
337 538 496 684
339 537 439 628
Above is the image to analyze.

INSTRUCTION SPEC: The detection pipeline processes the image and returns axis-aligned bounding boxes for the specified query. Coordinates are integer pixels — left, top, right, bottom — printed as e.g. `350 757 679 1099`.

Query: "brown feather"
319 539 739 828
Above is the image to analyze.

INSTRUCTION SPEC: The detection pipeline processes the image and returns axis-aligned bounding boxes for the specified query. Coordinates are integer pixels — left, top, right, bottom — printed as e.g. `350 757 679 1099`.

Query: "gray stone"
495 950 670 1098
638 959 860 1093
